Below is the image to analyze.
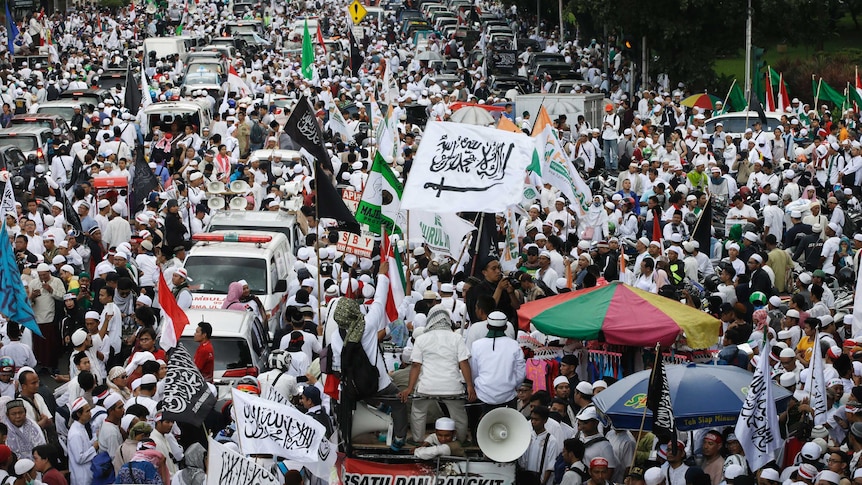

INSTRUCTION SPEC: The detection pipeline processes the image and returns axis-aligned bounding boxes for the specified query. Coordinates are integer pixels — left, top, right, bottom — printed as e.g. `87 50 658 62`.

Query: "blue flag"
0 222 41 337
5 3 18 55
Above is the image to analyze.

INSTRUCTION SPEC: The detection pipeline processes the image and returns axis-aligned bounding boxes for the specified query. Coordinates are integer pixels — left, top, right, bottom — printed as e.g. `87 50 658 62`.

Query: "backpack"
250 121 265 145
844 211 856 237
90 450 116 485
33 176 50 198
340 340 379 402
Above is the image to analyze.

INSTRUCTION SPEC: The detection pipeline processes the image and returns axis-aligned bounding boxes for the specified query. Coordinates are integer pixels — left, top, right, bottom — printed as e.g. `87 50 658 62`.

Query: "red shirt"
41 468 68 485
194 339 215 383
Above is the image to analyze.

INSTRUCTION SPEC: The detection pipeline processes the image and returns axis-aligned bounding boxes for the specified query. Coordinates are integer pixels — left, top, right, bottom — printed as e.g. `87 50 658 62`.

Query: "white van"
143 37 189 70
142 100 212 137
184 231 296 335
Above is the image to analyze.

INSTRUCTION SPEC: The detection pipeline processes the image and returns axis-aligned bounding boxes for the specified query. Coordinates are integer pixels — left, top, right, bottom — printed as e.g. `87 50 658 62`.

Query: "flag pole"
405 211 411 296
722 79 735 114
631 342 662 471
815 77 822 113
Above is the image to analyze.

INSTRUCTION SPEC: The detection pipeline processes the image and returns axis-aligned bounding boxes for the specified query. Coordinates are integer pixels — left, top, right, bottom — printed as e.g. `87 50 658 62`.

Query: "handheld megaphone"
476 408 531 463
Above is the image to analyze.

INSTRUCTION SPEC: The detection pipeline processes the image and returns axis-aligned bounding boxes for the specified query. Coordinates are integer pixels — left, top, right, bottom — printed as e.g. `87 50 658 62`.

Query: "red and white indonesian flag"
158 270 190 350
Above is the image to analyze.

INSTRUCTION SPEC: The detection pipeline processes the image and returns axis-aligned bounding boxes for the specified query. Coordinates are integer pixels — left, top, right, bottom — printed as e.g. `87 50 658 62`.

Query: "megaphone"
146 3 157 14
230 179 250 194
281 181 301 197
352 403 393 438
477 408 531 463
229 196 248 210
207 197 225 210
207 181 225 194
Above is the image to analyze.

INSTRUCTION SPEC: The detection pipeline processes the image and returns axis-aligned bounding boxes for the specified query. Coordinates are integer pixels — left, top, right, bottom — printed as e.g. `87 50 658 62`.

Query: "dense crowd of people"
0 0 862 483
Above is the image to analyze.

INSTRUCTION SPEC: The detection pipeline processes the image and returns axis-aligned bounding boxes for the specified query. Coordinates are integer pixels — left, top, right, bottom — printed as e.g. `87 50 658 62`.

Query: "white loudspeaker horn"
281 181 301 197
207 181 225 194
477 408 532 463
351 403 393 438
207 197 225 210
146 3 157 14
229 196 247 210
230 179 250 194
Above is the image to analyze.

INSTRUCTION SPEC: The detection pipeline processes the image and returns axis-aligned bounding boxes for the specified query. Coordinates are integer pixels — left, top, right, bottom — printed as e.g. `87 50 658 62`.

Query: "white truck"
513 93 605 136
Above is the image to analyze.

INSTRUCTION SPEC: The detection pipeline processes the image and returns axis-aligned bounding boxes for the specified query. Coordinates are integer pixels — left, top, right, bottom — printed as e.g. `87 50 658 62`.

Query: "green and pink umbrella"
517 282 720 349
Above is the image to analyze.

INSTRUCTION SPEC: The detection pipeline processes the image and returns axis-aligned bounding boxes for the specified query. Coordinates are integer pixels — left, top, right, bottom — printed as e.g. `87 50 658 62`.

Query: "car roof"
208 211 297 227
179 308 254 337
187 230 288 255
0 126 51 135
59 88 108 95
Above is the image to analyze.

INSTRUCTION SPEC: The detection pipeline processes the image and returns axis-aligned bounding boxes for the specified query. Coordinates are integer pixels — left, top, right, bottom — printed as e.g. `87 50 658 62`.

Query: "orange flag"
531 105 553 137
497 116 522 133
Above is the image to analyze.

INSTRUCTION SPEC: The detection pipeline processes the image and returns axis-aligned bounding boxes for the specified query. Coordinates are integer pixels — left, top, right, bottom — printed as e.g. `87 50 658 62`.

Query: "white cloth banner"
807 332 829 426
535 124 592 215
734 334 782 472
401 121 533 212
231 389 333 464
327 105 352 143
408 211 476 259
853 266 862 337
0 178 14 218
206 437 281 485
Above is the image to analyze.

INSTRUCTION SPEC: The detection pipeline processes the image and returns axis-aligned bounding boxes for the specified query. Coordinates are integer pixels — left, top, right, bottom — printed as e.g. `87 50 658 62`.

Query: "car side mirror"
274 279 287 293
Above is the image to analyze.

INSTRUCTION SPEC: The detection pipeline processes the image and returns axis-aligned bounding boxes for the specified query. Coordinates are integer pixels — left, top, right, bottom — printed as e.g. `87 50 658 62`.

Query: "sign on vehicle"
337 231 374 258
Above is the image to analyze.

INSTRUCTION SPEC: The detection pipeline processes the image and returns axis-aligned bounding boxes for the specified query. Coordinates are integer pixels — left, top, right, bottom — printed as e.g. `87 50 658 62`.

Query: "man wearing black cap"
300 385 332 437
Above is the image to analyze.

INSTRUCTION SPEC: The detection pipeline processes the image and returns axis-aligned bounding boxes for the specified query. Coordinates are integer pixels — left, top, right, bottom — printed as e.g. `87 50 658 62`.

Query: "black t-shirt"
466 278 516 323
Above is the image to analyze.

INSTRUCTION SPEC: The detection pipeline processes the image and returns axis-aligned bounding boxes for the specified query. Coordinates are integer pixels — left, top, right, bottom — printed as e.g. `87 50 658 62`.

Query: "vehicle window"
250 318 268 355
37 106 76 119
4 150 24 169
184 73 221 86
180 336 253 370
268 259 279 292
10 119 53 131
183 255 267 294
0 136 37 151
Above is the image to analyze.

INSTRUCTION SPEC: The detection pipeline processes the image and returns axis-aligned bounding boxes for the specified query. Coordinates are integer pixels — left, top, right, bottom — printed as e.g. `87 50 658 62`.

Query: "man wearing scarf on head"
2 398 45 460
331 260 410 451
238 279 268 327
398 304 474 446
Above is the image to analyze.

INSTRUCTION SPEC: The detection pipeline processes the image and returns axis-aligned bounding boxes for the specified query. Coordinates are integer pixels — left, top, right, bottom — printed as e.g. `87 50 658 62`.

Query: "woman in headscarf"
221 282 247 311
113 419 146 473
171 442 206 485
61 292 86 350
114 438 169 485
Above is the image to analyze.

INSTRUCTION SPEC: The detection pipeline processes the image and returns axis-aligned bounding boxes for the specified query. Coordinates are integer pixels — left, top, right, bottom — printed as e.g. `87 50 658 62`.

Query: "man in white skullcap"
413 417 464 459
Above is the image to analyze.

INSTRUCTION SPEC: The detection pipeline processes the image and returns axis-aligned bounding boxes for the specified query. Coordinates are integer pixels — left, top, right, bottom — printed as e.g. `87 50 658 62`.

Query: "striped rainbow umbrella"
516 282 720 349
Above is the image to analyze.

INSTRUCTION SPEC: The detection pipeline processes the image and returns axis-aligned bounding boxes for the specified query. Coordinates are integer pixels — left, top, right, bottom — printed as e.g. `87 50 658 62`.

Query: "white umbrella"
450 106 496 125
544 99 583 116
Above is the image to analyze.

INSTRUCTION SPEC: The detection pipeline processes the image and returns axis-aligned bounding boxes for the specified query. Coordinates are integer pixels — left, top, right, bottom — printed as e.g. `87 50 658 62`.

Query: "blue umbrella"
593 363 792 431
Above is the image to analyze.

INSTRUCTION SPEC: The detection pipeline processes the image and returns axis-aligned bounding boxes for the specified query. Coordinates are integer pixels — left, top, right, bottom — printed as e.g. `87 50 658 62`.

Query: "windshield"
705 117 779 134
10 119 54 131
180 336 253 371
38 106 76 119
188 63 223 76
0 136 37 151
184 73 221 85
60 95 100 108
183 255 267 294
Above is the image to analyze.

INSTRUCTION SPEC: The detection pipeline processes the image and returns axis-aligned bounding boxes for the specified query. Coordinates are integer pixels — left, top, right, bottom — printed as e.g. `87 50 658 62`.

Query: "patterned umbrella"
680 93 723 110
516 282 720 349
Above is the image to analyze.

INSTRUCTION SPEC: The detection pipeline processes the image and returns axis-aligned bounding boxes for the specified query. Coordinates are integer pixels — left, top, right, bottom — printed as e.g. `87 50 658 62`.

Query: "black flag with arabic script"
161 344 216 426
646 355 677 454
284 95 334 173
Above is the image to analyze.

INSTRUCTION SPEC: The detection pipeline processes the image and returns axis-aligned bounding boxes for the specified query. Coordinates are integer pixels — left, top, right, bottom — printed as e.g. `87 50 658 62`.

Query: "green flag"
818 79 846 108
728 82 746 112
849 82 862 108
355 152 405 235
301 19 314 80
